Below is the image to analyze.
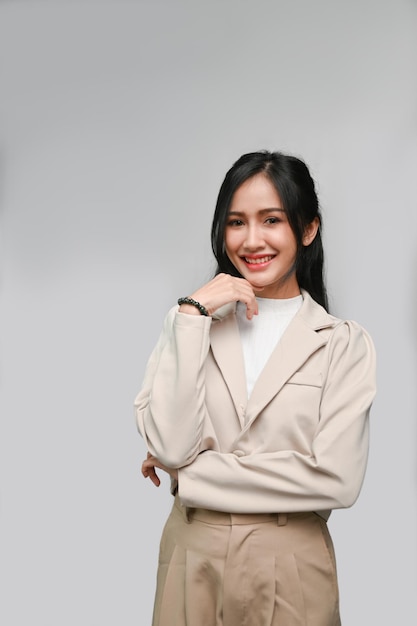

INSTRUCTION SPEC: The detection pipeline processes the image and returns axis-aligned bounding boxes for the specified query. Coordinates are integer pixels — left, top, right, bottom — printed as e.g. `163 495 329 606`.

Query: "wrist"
178 303 202 316
177 296 209 316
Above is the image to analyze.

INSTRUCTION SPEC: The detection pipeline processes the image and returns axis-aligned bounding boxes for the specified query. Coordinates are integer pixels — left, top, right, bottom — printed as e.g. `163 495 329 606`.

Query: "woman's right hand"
179 273 260 320
142 452 178 487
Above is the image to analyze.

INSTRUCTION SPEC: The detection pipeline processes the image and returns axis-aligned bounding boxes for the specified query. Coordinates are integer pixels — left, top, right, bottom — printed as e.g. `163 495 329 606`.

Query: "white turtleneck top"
236 294 303 398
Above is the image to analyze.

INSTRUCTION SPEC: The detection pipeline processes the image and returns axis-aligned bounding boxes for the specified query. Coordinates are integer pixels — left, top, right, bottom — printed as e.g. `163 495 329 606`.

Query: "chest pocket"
274 371 323 439
286 372 322 387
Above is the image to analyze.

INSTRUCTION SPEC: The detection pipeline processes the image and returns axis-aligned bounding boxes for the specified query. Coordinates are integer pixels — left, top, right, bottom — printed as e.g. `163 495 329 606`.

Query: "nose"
244 224 264 250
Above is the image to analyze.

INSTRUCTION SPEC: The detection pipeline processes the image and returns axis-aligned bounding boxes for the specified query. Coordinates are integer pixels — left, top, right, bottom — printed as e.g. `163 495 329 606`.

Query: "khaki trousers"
152 495 341 626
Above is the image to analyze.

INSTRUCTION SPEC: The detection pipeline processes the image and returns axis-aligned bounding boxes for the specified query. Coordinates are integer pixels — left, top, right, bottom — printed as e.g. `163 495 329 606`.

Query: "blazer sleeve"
178 320 377 514
134 306 213 467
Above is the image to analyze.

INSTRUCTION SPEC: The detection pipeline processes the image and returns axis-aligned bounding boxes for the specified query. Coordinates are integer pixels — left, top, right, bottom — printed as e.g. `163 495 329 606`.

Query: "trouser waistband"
174 495 314 527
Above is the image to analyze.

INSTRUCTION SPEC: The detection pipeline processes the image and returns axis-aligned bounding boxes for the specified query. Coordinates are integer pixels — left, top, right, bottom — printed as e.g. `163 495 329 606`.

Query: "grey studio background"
1 1 416 625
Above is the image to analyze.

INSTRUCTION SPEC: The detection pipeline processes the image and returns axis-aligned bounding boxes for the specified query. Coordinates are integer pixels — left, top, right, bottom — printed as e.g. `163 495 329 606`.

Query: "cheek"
224 230 240 255
276 227 298 254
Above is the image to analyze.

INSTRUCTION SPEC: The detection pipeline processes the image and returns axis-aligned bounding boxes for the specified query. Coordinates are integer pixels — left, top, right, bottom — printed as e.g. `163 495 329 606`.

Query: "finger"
236 280 258 320
142 461 161 486
148 468 161 487
141 458 155 476
245 296 258 320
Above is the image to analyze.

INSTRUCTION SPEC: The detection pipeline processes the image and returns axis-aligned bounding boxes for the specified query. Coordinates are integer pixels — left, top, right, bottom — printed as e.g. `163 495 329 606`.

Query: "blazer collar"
210 290 337 426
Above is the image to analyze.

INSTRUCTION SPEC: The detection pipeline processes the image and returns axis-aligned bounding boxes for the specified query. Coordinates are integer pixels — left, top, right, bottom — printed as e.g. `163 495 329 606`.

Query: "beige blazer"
135 290 376 520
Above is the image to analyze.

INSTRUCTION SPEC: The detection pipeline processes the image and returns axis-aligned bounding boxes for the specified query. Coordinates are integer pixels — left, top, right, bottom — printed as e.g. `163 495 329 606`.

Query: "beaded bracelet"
177 297 209 316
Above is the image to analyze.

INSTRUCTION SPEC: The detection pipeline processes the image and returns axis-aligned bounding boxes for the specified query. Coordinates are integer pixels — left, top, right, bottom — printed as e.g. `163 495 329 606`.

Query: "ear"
302 217 320 246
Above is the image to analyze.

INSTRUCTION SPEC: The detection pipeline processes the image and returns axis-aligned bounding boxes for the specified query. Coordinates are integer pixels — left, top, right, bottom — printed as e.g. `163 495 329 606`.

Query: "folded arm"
178 321 376 513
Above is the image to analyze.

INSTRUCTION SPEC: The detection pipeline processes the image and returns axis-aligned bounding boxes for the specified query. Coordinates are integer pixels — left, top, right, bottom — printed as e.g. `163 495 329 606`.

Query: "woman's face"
224 173 300 299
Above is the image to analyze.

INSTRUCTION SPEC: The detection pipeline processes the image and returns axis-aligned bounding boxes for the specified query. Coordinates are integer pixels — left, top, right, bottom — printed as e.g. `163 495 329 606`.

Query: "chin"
250 282 267 293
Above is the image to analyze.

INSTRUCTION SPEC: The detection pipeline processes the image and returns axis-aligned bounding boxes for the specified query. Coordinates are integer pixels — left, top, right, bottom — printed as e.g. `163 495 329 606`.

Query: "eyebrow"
228 207 285 215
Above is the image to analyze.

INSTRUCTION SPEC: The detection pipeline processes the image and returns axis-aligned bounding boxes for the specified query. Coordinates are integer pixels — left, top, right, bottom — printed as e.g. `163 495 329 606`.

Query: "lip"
241 254 276 270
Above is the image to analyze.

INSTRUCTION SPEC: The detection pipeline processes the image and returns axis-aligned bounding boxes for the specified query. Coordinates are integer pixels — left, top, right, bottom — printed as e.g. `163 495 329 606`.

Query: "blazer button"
233 449 245 457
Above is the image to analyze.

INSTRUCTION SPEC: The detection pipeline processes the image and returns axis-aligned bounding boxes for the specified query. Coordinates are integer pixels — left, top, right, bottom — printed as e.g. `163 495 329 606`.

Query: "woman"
135 150 376 626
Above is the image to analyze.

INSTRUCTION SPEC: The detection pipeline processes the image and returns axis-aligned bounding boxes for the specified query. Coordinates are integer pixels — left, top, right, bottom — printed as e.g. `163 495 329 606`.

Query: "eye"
227 218 244 227
265 216 282 224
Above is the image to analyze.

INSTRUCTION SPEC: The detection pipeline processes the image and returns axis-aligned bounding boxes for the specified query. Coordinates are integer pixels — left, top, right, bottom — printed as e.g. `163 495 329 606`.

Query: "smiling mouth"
243 255 275 264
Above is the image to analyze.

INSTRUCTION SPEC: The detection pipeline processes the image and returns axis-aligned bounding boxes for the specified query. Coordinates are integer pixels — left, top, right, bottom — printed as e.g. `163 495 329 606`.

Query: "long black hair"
210 150 328 311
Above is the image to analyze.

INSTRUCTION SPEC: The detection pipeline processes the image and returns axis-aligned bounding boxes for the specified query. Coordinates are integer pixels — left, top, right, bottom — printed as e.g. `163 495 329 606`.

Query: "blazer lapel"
209 292 336 430
210 308 248 428
244 292 335 425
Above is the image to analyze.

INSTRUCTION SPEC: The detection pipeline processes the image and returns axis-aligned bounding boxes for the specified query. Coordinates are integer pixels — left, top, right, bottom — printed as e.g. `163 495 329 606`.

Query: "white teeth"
244 256 273 264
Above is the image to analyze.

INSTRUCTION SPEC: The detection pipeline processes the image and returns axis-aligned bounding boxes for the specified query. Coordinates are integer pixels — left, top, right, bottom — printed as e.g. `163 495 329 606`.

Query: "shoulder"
326 319 375 360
